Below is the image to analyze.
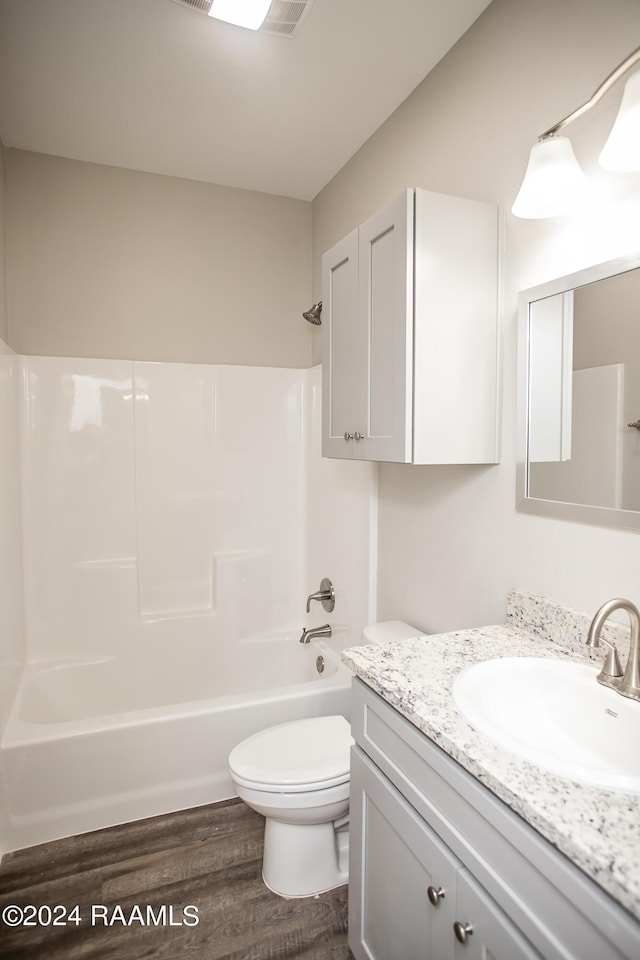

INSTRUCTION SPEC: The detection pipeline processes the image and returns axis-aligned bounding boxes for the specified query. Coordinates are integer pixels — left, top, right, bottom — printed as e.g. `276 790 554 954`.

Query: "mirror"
517 255 640 532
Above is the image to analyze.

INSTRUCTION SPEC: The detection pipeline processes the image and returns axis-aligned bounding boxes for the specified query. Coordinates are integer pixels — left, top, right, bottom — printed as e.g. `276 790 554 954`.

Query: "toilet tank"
362 620 423 645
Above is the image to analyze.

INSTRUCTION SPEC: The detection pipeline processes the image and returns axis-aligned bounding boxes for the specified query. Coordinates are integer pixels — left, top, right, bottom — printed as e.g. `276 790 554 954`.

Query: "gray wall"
6 149 313 367
0 141 7 343
312 0 640 631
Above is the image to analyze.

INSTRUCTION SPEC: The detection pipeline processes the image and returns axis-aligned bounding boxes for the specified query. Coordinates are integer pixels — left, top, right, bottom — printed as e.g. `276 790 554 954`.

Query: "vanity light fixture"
512 45 640 219
208 0 271 30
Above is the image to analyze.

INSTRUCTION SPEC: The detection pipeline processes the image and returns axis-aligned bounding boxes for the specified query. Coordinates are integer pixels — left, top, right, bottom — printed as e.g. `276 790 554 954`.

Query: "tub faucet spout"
586 598 640 701
299 624 332 644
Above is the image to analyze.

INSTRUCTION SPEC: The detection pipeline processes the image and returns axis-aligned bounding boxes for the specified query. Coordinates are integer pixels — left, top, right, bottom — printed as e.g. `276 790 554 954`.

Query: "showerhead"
302 301 322 325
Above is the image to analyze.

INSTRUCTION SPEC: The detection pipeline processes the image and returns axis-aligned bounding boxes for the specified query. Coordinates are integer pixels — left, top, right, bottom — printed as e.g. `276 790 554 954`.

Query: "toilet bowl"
229 714 352 897
228 620 421 898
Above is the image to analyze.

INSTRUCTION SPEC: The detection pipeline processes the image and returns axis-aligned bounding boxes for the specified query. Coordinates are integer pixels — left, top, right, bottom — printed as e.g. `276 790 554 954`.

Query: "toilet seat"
229 715 353 794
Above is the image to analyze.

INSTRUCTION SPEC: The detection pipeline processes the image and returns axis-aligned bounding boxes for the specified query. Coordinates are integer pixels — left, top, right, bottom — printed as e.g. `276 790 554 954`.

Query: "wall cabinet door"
527 291 573 463
358 190 413 462
322 190 414 463
322 228 364 459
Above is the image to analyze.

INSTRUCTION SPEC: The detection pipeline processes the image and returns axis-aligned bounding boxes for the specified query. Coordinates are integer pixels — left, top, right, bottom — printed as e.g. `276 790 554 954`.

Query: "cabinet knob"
426 885 445 906
453 921 474 944
354 431 364 441
344 432 354 441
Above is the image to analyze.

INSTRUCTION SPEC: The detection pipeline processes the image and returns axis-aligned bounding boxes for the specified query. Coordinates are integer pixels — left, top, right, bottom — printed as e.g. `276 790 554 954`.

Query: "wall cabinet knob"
426 885 445 906
354 431 364 441
453 921 474 944
344 432 354 441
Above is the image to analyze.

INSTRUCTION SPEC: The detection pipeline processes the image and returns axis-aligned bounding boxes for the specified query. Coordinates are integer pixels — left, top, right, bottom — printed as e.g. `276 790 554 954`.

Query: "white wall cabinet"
349 679 640 960
322 188 500 463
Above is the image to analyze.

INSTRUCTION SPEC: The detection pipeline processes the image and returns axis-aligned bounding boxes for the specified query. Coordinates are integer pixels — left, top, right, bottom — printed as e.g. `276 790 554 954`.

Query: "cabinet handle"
453 921 474 944
426 885 445 906
354 431 364 441
344 432 354 441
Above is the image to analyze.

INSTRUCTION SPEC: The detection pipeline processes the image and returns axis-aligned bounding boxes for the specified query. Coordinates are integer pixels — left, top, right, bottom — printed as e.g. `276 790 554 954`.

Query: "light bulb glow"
599 70 640 171
512 137 588 219
208 0 271 30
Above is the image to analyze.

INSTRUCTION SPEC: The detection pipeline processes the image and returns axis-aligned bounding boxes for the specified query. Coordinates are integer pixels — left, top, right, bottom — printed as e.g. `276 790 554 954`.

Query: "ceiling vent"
175 0 211 11
261 1 313 37
172 0 315 37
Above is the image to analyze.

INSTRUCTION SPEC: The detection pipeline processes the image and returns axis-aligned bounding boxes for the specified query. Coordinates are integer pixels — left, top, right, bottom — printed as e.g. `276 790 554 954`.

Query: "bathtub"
1 632 353 852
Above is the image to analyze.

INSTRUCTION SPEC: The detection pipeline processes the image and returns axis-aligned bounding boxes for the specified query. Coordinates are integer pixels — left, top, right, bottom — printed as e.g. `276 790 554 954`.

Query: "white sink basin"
453 657 640 793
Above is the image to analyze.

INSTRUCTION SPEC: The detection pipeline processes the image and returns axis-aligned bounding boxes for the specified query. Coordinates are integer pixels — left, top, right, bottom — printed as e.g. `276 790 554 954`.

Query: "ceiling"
0 0 491 201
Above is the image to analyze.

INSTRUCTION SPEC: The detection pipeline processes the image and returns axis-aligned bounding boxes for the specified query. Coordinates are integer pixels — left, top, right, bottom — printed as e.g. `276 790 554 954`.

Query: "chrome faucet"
586 597 640 701
305 577 335 614
299 624 332 644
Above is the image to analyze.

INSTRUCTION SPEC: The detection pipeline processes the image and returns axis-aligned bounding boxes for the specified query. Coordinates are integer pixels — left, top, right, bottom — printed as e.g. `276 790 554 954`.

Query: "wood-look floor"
0 799 352 960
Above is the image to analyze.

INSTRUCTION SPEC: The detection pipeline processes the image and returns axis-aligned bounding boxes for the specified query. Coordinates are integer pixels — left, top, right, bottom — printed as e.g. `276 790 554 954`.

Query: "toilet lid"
229 715 353 790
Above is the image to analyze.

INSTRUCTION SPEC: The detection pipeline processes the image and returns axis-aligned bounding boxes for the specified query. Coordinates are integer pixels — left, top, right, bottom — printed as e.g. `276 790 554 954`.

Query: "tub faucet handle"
305 577 335 613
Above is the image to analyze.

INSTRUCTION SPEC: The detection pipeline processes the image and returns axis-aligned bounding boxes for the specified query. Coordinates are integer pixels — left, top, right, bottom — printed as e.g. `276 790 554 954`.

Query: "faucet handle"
305 577 335 614
586 609 624 680
587 629 623 680
600 641 624 679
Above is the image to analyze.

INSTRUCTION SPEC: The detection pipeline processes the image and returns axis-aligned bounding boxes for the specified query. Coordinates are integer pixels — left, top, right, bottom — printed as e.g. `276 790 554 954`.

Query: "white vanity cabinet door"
453 870 541 960
321 228 363 459
350 746 543 960
350 747 458 960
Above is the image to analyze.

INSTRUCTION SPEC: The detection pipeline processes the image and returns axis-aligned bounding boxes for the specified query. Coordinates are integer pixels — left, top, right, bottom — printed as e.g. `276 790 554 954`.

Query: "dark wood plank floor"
0 799 352 960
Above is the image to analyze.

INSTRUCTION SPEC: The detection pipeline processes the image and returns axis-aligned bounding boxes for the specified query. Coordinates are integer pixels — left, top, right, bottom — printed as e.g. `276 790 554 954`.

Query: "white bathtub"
1 632 353 851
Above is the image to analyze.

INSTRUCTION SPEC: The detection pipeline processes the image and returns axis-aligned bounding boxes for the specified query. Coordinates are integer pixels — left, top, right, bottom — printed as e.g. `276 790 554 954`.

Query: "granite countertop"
342 590 640 921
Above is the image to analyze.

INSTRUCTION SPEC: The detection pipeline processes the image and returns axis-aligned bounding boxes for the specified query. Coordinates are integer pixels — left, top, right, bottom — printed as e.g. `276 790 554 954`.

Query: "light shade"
512 136 588 219
208 0 271 30
599 70 640 171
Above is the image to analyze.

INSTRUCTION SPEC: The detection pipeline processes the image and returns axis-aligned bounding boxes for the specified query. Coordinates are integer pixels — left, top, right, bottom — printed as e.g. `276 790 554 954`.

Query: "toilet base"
262 817 349 898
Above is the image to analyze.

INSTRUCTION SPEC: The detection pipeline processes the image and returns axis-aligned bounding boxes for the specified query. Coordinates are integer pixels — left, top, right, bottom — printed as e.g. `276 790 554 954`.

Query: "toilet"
228 620 421 898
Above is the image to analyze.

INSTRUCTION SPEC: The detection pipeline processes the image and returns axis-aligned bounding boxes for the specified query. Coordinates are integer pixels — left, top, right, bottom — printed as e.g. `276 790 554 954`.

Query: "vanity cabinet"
352 750 540 960
321 188 500 464
349 678 640 960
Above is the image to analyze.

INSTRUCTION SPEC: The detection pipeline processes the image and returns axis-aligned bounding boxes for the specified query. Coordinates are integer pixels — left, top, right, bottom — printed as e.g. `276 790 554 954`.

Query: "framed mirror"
517 254 640 532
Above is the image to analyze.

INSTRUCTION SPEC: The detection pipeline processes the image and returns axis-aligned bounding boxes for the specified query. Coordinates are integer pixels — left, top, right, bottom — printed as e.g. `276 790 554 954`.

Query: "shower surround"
24 359 313 657
1 358 374 851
